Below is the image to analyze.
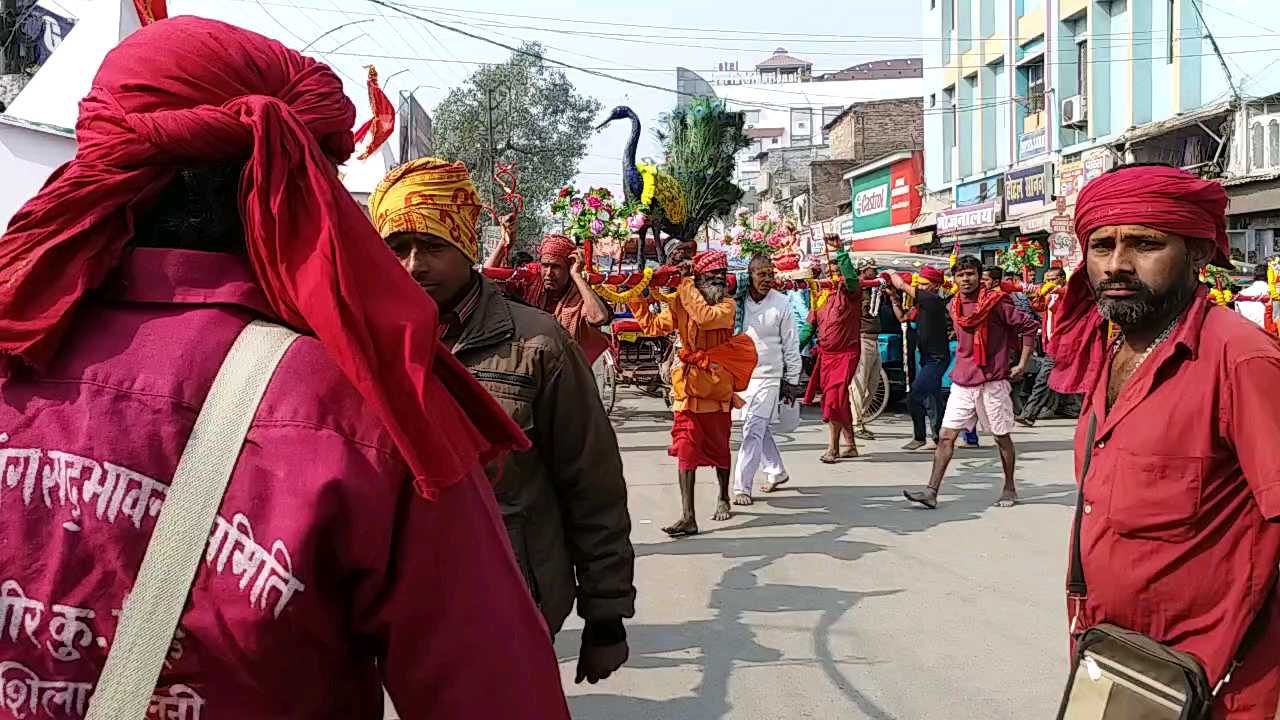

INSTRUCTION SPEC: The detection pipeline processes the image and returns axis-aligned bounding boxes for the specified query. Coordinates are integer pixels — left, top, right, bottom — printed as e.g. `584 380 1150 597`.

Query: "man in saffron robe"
629 251 756 537
803 239 863 463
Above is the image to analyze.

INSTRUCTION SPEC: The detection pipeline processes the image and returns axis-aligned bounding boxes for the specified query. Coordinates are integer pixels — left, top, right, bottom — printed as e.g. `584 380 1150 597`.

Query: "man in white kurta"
732 255 802 505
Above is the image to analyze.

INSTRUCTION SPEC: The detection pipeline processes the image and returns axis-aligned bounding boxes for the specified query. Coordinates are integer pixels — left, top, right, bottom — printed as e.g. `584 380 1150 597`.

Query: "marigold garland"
636 163 658 207
807 280 832 310
653 285 680 304
592 267 654 304
1209 288 1234 306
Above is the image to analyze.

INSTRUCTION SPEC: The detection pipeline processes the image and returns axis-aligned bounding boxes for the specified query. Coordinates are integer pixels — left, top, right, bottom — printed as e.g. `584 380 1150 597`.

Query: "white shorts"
942 380 1015 437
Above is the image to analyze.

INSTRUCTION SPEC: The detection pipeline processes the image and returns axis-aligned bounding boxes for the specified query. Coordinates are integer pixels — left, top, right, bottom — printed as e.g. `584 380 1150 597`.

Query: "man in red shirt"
903 255 1039 509
0 18 568 719
1052 164 1280 719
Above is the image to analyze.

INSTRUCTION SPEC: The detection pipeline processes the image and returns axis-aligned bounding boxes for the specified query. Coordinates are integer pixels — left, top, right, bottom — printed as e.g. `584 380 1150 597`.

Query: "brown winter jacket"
450 277 635 635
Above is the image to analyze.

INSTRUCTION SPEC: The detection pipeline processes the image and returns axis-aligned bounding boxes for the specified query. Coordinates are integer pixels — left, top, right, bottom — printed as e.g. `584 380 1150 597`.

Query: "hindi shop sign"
936 200 1002 235
1057 147 1115 200
1004 164 1050 218
1020 128 1047 159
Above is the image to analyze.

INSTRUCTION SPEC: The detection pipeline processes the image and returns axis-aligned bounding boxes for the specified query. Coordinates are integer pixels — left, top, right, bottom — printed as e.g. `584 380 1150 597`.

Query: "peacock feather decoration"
596 98 749 264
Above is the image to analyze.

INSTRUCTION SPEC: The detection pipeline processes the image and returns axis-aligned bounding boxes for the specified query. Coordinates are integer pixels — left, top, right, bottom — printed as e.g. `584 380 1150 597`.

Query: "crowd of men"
0 18 1277 720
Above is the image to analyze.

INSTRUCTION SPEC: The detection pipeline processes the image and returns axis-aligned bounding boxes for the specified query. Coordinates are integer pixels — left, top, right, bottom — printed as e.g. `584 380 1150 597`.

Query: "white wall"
0 121 75 232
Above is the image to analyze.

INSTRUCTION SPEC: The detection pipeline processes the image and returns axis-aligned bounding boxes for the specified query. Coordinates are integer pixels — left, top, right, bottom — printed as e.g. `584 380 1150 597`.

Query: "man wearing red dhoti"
803 241 864 463
0 17 567 719
1050 164 1280 719
629 251 756 536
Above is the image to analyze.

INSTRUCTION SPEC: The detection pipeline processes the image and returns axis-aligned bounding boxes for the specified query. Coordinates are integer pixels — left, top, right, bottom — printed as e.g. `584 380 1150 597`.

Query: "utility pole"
485 85 498 211
1189 0 1241 106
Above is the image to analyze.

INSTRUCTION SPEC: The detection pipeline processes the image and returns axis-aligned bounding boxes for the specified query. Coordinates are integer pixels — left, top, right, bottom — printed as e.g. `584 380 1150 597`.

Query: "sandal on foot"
819 452 839 464
993 495 1018 508
732 493 754 506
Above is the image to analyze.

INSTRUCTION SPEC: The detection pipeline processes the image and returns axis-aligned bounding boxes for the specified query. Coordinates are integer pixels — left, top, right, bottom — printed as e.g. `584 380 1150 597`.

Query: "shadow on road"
580 396 1076 719
560 473 1077 720
559 544 901 720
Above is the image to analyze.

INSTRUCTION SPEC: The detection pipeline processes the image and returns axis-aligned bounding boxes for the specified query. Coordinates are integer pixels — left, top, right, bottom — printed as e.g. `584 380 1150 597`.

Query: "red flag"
352 66 396 161
132 0 168 25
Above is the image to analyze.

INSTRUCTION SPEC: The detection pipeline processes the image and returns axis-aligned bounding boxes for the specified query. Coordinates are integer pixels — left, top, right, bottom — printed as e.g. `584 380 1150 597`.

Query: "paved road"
557 391 1080 720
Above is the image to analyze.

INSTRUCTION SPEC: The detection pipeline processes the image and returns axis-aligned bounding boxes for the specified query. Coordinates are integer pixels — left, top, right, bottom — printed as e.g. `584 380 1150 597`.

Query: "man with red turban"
502 226 612 365
886 264 952 449
628 250 757 536
1049 164 1280 719
0 18 567 719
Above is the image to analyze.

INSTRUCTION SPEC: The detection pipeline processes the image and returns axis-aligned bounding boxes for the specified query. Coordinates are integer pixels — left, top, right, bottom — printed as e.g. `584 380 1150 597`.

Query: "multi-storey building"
678 52 924 217
920 0 1280 270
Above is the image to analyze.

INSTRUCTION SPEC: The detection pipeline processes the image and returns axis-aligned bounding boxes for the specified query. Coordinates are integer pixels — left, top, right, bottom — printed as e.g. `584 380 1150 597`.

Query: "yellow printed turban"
369 157 483 263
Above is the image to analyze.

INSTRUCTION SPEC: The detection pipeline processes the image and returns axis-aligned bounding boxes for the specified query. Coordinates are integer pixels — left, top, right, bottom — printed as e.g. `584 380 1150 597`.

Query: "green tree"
431 42 601 253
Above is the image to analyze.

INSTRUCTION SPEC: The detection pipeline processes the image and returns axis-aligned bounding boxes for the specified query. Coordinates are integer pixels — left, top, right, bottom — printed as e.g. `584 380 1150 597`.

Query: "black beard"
1093 263 1198 333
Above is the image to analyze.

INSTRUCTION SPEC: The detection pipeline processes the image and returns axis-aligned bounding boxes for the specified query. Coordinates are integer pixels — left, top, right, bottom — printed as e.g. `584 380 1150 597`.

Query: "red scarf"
0 18 527 499
951 289 1007 368
1048 165 1230 394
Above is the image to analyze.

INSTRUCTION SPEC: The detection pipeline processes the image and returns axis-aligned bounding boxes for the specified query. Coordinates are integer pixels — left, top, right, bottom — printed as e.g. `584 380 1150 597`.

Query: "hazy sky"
175 0 922 195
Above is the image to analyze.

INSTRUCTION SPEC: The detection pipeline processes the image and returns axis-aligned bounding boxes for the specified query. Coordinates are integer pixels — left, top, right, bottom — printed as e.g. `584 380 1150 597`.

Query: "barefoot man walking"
903 255 1040 509
803 240 864 463
629 251 757 536
732 254 803 506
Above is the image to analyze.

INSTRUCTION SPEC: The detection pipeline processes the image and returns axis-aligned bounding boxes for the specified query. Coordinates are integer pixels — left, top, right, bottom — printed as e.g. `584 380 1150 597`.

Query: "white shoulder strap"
86 320 299 720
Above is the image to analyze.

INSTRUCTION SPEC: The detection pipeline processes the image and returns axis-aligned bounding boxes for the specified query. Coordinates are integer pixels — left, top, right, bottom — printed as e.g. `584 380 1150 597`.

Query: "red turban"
0 17 526 499
918 266 945 286
1049 165 1229 394
539 234 576 264
693 250 728 274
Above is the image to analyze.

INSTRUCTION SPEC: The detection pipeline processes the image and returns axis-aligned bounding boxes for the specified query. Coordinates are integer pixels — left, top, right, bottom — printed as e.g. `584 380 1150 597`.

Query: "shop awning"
1116 101 1232 146
1225 176 1280 216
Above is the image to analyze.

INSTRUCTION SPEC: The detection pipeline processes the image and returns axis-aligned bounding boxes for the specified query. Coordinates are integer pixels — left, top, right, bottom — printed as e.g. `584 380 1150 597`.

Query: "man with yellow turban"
370 158 637 685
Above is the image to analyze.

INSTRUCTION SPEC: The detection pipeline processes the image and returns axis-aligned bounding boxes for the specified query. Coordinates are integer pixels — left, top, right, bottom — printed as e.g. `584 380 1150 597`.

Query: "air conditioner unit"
1062 95 1087 128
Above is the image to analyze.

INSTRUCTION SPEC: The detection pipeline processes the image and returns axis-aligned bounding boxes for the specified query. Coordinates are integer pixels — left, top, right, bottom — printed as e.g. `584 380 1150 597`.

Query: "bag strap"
1066 411 1272 685
86 320 299 720
1067 412 1098 598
